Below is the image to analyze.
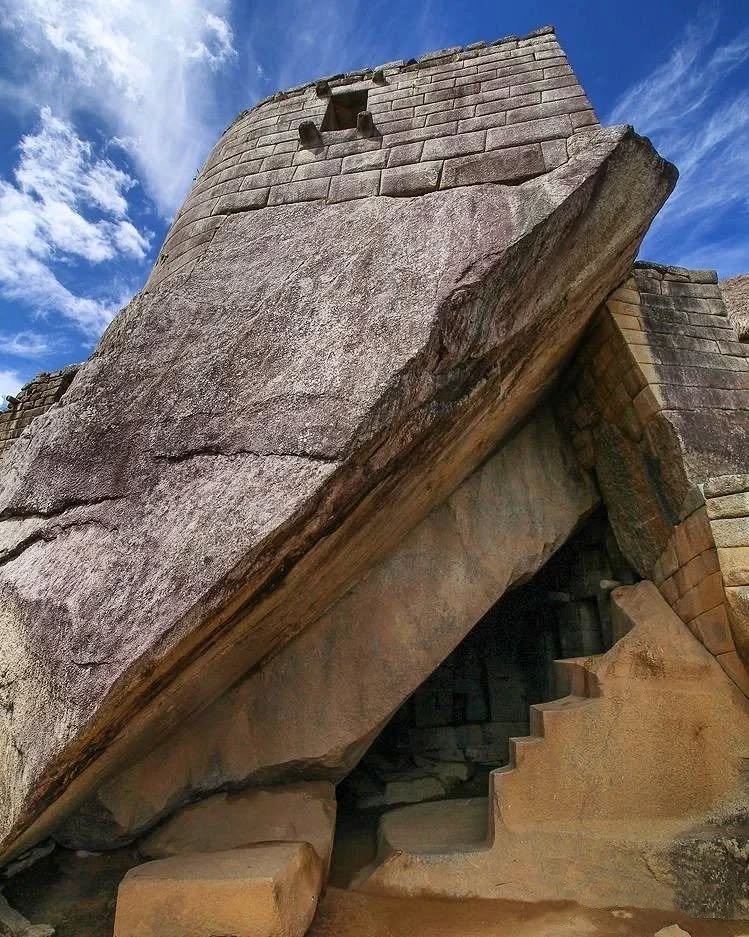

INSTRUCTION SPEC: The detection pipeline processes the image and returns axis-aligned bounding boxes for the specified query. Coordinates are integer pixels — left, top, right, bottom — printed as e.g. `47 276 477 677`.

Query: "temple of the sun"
0 23 747 937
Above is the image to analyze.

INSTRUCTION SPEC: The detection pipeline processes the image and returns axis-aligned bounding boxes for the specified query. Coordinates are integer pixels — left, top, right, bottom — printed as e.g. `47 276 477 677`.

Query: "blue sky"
0 0 747 400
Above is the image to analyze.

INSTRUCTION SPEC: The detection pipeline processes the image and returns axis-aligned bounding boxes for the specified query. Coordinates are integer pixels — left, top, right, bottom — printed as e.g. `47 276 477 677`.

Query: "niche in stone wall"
321 88 369 131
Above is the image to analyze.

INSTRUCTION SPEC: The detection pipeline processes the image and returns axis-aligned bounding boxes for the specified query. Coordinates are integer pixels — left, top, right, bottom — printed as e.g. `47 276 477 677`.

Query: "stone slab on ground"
113 845 321 937
308 887 747 937
139 782 336 875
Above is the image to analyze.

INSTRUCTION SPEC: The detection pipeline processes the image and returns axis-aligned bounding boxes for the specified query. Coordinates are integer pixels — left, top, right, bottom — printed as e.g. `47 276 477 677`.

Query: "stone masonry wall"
558 264 749 694
0 366 79 460
150 25 597 288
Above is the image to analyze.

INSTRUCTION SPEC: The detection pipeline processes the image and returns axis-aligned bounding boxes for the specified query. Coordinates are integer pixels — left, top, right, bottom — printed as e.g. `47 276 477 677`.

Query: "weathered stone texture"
0 125 673 864
721 273 749 342
558 264 749 688
0 366 79 459
359 583 749 914
151 28 598 287
140 782 337 876
113 844 322 937
57 406 598 849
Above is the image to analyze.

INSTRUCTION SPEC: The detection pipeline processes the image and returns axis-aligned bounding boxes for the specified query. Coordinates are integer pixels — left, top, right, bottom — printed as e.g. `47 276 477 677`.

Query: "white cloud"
608 9 749 276
0 369 23 404
1 0 236 218
0 107 148 336
0 330 60 358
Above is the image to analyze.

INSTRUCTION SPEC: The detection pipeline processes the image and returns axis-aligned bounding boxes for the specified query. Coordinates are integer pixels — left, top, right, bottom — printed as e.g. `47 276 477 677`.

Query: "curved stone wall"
149 26 597 288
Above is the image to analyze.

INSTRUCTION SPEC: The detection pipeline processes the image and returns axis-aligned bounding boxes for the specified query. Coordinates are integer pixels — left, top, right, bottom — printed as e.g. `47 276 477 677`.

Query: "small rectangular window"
321 89 369 132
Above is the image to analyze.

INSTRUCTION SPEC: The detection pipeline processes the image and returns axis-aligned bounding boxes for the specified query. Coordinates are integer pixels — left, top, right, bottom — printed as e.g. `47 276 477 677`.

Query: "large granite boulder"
55 406 598 849
0 124 674 862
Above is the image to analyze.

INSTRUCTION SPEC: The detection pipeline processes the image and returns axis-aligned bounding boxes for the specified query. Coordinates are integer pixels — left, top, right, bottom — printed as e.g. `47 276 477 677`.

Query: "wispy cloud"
0 107 147 336
0 330 61 358
608 7 749 277
1 0 237 218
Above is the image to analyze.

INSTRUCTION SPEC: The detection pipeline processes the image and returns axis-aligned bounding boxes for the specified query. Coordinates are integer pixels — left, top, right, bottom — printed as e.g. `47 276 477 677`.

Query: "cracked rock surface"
0 125 675 861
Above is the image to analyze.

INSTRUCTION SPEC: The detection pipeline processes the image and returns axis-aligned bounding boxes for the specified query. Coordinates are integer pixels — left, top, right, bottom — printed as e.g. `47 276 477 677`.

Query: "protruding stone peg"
372 68 386 84
356 110 374 138
298 120 322 147
315 80 331 97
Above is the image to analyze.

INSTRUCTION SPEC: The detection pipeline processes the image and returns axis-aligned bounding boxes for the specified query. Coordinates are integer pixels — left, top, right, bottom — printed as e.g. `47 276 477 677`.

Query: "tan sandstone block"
608 287 641 305
659 577 679 606
114 845 322 937
141 782 336 875
716 546 749 587
716 651 749 697
724 585 749 665
692 603 735 656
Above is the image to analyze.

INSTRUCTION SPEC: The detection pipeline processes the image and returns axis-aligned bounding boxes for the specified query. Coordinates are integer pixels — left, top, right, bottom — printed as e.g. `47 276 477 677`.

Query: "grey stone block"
241 166 296 190
487 114 573 149
507 97 590 125
475 91 539 116
293 158 343 182
386 141 425 167
572 110 598 128
544 64 574 78
214 189 270 214
422 129 486 161
383 123 457 147
380 160 442 196
328 170 381 203
484 69 544 93
541 138 568 171
267 176 331 205
425 105 476 127
342 149 389 173
441 144 544 188
458 111 508 133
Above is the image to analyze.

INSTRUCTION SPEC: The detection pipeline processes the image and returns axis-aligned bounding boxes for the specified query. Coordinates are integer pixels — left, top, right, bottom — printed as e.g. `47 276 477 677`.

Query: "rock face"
0 116 675 861
721 274 749 342
113 845 322 937
140 782 337 876
57 406 598 849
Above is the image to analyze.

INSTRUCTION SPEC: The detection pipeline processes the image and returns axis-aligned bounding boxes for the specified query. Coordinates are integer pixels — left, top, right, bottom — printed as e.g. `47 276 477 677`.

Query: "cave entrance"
329 508 635 886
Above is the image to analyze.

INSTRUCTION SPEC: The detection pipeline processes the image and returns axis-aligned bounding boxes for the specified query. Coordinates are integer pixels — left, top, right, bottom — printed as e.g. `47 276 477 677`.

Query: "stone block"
487 114 573 149
267 177 331 205
706 491 749 520
328 170 381 203
380 160 442 196
541 137 567 170
716 546 749 587
692 603 735 655
422 130 486 161
141 782 336 874
441 144 544 188
710 517 749 548
292 158 342 181
341 149 389 173
506 97 589 125
113 845 322 937
386 141 425 167
716 651 749 695
214 189 270 214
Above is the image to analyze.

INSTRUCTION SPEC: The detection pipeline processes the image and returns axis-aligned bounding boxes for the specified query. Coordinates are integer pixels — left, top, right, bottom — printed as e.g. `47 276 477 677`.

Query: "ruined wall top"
149 25 598 288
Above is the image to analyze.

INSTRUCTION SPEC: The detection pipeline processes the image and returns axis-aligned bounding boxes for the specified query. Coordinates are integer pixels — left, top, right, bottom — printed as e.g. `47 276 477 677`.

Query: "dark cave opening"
329 507 636 885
